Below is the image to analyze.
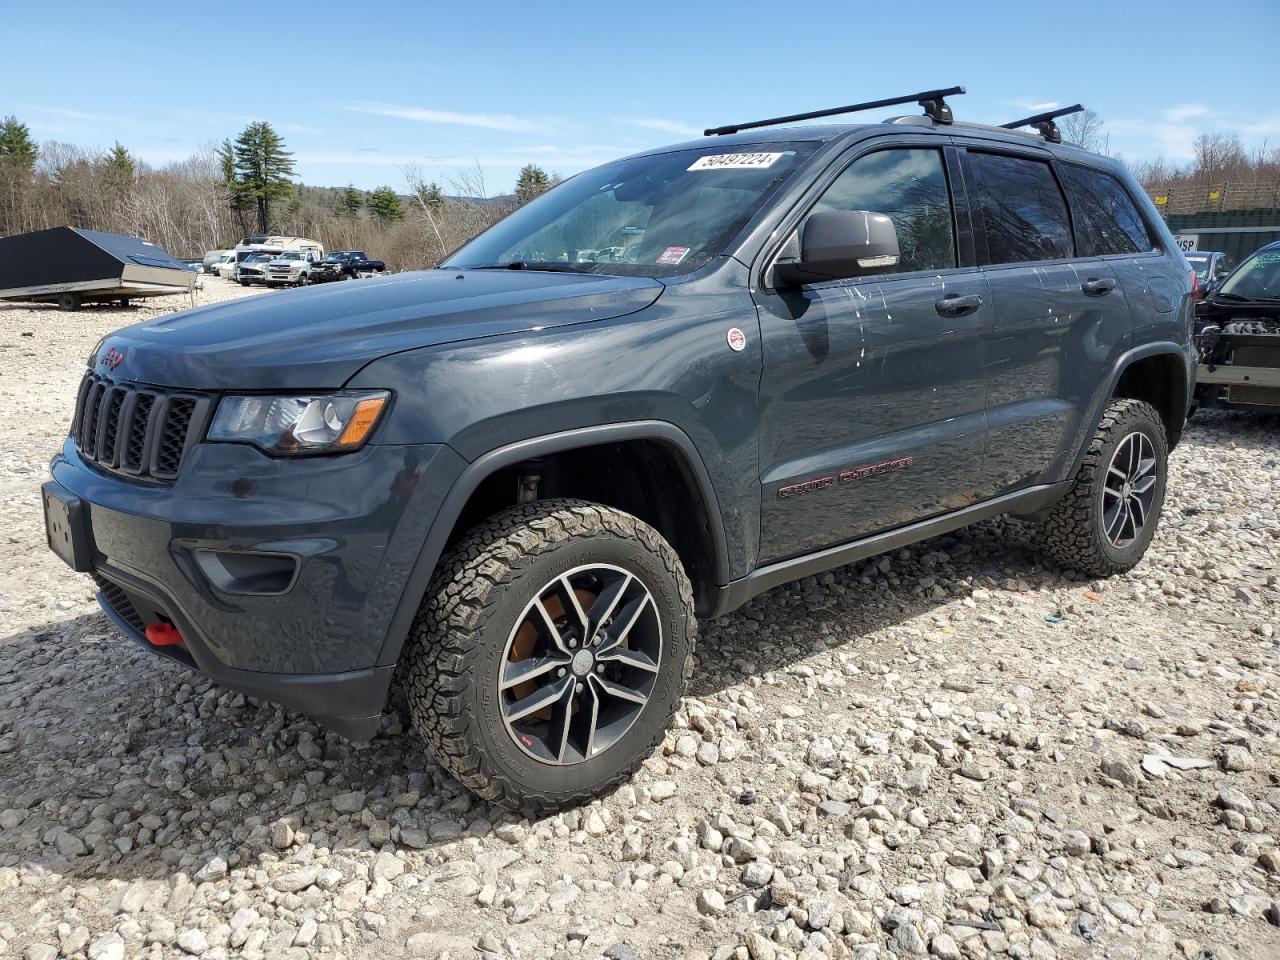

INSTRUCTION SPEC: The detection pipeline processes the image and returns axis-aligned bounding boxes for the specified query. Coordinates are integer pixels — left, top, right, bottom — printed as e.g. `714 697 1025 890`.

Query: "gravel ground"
0 284 1277 960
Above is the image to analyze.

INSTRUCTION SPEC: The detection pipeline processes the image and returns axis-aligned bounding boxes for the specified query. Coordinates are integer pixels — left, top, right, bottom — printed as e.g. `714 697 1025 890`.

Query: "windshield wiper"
1216 292 1280 303
462 261 590 273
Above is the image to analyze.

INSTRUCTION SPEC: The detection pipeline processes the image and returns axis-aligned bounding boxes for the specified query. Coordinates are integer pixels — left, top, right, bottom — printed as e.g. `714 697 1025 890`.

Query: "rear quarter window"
1060 164 1155 256
966 151 1073 264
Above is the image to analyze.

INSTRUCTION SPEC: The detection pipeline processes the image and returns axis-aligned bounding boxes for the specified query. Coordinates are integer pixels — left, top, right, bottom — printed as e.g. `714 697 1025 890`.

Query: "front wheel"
404 499 695 813
1040 398 1168 576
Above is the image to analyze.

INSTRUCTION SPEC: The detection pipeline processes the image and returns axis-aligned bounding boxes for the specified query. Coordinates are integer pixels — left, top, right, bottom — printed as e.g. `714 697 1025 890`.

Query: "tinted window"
1060 164 1154 256
967 152 1072 263
810 148 956 272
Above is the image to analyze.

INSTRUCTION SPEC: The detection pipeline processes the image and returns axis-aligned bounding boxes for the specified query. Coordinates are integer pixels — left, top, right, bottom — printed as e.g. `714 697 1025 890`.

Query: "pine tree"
515 164 551 205
0 116 37 234
104 142 135 181
366 186 404 223
0 116 36 168
230 121 296 233
419 180 444 210
336 184 364 218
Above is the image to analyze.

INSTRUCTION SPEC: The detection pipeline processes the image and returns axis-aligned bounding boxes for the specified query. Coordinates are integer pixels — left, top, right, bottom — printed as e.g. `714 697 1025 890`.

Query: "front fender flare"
374 420 729 667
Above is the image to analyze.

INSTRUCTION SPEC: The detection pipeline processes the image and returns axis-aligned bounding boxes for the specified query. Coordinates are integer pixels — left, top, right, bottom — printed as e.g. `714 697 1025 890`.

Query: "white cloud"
620 116 701 138
344 102 558 134
1164 103 1209 122
1007 99 1060 113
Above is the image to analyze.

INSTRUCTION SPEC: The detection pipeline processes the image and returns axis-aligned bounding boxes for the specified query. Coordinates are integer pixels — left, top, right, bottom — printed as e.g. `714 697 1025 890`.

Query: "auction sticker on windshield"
688 152 783 171
657 246 690 265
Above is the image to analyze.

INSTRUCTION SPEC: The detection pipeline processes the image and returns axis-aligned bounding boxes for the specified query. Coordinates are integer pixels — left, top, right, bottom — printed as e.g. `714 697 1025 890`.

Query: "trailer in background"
0 227 197 311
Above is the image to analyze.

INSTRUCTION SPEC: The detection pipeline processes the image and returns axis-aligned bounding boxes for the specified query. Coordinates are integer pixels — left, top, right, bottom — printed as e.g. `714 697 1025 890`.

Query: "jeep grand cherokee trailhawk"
44 89 1195 812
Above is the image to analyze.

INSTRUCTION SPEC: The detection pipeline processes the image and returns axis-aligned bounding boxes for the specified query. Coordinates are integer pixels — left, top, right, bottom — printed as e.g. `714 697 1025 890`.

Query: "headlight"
208 391 390 455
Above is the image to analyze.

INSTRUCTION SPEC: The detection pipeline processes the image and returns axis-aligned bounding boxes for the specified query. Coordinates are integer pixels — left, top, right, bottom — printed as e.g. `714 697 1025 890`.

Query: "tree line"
6 110 1276 266
0 116 559 269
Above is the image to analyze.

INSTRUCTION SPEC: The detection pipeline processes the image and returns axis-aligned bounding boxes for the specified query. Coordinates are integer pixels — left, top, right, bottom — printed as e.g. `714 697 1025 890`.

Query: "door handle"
1081 277 1117 296
934 293 983 317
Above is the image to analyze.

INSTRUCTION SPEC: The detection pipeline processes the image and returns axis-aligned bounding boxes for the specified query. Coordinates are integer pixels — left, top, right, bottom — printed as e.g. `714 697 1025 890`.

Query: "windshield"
1185 254 1210 280
1218 248 1280 300
277 251 303 260
444 142 820 277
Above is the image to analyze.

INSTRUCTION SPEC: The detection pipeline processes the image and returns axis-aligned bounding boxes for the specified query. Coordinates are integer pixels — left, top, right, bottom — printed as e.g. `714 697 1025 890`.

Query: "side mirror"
774 210 900 287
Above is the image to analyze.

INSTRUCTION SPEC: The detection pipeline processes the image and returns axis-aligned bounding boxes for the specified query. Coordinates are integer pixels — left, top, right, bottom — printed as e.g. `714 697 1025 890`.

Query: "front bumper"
48 436 461 737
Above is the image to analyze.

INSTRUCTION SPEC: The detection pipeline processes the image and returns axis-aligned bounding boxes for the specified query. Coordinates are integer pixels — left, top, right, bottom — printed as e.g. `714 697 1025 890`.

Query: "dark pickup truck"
311 250 386 282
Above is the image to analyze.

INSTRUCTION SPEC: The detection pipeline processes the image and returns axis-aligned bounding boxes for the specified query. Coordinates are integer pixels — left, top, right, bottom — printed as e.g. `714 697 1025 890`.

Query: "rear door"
960 146 1130 493
753 140 990 563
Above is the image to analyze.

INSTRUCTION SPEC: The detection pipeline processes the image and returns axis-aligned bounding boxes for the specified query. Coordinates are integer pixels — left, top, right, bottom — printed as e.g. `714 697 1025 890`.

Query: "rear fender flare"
375 420 729 667
1067 340 1192 479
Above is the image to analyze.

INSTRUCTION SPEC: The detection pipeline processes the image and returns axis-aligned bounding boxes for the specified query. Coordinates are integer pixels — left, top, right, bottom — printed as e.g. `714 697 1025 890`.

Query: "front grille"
72 373 211 481
93 574 146 634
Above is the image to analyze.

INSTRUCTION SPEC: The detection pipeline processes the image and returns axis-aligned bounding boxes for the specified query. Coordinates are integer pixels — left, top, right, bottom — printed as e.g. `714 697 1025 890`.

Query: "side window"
1060 164 1155 256
967 152 1073 264
809 148 956 272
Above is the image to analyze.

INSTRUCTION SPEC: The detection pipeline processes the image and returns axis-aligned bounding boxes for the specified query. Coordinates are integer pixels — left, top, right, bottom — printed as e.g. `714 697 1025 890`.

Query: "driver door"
753 144 990 563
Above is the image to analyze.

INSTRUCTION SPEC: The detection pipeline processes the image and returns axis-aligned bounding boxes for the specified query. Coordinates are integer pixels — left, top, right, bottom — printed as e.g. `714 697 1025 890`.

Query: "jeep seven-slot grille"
72 373 211 481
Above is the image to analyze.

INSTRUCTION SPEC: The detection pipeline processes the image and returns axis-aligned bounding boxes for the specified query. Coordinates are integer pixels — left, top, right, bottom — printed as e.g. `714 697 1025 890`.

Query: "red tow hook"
145 622 183 647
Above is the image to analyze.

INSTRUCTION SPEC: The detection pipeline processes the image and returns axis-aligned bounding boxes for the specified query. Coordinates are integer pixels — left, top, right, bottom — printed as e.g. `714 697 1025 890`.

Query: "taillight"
1189 269 1200 300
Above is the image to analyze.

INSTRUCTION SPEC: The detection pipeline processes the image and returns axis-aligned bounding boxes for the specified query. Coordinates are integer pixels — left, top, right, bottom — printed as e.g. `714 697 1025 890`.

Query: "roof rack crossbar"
1000 103 1085 144
703 86 965 137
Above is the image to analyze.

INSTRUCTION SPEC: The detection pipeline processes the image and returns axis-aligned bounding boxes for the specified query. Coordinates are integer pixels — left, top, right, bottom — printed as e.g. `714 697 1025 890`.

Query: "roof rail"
1000 104 1084 144
704 86 965 137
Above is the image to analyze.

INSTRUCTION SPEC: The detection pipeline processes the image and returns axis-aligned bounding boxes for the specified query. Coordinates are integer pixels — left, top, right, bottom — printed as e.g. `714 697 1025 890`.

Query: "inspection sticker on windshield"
688 152 783 171
657 246 690 265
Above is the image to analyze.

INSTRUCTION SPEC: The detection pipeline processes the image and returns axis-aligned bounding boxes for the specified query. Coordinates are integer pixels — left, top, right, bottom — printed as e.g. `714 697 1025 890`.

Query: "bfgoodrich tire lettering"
1040 398 1168 576
404 499 695 813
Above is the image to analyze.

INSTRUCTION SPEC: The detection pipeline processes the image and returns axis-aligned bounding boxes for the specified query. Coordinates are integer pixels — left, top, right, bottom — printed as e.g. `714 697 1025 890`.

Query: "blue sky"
4 0 1278 194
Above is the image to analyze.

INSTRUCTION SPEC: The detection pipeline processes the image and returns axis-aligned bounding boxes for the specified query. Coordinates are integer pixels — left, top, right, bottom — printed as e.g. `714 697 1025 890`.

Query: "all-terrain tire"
403 498 696 814
1040 398 1168 576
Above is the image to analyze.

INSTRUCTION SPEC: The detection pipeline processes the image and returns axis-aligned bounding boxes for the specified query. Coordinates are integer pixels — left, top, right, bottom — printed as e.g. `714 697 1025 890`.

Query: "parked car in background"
311 250 387 282
264 250 320 287
210 253 235 277
1185 250 1232 298
215 255 239 280
235 252 274 286
1192 240 1280 412
202 249 233 274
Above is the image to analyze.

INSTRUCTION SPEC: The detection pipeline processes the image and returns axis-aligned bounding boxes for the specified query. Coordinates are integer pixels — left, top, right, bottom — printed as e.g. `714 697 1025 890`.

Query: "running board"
711 482 1069 617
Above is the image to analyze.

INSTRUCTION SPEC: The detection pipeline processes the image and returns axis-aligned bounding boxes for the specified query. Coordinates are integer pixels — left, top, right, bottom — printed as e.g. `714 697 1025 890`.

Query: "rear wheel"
404 499 695 813
57 292 81 311
1040 398 1168 576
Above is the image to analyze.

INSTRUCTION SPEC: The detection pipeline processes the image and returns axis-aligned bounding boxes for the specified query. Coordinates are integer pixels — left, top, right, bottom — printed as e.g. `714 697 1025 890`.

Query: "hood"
95 269 664 390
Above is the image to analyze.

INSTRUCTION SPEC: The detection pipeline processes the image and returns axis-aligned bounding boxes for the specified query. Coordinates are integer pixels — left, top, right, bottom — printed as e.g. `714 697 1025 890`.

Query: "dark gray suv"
43 92 1195 811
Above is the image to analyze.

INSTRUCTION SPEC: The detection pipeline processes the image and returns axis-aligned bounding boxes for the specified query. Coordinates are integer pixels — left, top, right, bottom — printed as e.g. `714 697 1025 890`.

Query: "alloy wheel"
499 563 661 765
1101 431 1158 547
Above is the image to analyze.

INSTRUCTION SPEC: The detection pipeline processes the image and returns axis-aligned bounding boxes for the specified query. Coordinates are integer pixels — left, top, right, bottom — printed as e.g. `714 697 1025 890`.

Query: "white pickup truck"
263 249 321 287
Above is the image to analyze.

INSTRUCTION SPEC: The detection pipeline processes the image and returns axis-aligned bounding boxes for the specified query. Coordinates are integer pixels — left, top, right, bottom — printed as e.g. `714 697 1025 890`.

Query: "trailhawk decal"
776 456 914 499
688 152 784 171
